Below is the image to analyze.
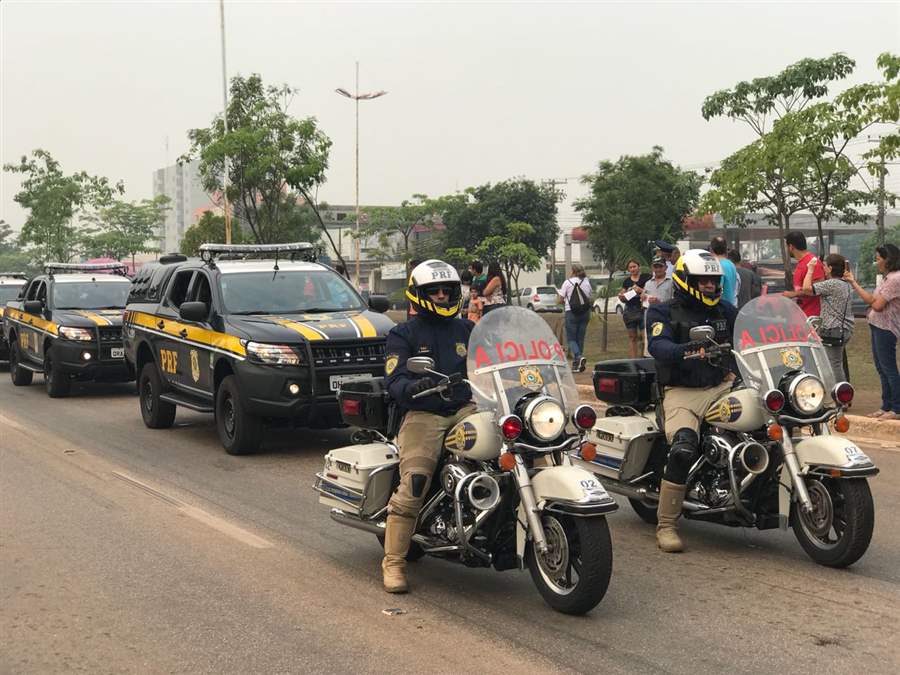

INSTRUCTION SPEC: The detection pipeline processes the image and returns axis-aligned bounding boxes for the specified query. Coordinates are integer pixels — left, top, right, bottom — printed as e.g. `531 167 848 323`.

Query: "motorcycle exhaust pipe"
330 508 385 535
467 473 501 511
736 441 769 475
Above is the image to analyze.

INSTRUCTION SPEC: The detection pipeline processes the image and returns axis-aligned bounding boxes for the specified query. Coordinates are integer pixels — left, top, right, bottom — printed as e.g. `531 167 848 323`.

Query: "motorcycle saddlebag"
592 359 657 409
586 416 661 481
316 443 400 518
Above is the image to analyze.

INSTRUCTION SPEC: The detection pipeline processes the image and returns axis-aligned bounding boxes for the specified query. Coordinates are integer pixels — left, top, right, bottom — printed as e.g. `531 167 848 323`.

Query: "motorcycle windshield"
734 295 836 393
466 305 580 419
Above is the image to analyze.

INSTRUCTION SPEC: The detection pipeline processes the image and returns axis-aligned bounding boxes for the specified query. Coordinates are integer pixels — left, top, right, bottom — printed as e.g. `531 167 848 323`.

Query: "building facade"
152 160 216 254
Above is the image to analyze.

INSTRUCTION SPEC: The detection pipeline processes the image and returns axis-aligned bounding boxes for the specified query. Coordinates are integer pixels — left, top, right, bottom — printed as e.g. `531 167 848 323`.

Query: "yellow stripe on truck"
127 310 247 357
4 307 59 336
260 316 326 341
350 314 377 338
75 310 113 326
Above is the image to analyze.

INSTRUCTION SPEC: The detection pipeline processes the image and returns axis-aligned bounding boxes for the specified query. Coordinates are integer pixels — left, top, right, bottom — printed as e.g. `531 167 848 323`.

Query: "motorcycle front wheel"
525 514 612 615
791 477 874 568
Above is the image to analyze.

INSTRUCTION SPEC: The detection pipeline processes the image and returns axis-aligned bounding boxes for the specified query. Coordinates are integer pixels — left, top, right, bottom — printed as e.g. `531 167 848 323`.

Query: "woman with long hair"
481 261 507 315
618 259 650 359
801 253 853 381
845 243 900 419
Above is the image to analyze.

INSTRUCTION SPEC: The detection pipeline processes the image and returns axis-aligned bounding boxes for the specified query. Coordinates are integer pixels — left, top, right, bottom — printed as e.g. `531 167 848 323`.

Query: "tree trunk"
780 212 792 288
601 268 614 352
816 214 825 257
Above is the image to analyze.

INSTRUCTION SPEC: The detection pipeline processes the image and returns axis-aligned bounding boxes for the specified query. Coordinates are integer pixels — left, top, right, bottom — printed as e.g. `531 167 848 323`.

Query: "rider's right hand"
406 377 436 399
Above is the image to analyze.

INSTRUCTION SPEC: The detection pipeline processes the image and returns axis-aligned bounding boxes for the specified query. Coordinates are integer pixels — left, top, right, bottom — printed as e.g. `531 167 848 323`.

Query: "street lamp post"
218 0 232 244
336 62 387 287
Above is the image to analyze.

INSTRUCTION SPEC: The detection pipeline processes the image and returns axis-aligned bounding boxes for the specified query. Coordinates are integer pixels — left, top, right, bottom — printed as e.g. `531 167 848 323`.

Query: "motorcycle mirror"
689 325 715 342
406 356 435 374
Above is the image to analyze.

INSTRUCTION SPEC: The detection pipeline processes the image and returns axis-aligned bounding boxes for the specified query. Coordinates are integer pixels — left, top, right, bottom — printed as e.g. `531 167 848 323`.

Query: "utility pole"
877 153 886 246
542 178 568 285
219 0 232 244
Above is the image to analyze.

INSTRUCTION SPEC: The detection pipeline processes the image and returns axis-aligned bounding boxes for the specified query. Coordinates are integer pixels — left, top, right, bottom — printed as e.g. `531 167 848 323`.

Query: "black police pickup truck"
123 243 395 455
3 263 133 397
0 273 29 361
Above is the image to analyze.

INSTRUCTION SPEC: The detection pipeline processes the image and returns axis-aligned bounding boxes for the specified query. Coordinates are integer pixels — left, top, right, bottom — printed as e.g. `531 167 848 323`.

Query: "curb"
576 384 900 447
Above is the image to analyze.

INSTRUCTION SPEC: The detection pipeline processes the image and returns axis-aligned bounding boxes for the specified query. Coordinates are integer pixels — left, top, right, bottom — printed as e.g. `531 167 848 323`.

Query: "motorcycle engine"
419 460 481 545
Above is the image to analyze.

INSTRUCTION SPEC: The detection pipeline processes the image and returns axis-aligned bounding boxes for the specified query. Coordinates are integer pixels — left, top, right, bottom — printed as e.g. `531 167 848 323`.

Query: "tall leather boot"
656 480 686 553
382 514 416 593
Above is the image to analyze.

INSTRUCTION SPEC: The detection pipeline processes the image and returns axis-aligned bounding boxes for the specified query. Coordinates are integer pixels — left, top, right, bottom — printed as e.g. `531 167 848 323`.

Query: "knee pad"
410 473 428 498
664 428 700 484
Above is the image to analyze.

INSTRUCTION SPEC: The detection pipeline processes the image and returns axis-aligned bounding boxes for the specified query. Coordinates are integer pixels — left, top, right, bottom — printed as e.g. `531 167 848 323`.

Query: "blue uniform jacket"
384 315 474 414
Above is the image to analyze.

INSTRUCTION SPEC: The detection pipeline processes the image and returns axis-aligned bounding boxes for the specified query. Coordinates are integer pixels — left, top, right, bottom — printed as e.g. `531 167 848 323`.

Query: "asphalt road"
2 377 899 674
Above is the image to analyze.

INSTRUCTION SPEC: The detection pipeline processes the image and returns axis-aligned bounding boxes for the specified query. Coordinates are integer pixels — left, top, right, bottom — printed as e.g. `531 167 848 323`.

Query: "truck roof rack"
198 242 319 265
0 272 28 280
44 262 129 277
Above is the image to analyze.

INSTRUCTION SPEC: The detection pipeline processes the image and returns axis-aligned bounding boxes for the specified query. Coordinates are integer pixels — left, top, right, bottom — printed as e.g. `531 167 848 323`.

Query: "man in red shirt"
782 231 825 316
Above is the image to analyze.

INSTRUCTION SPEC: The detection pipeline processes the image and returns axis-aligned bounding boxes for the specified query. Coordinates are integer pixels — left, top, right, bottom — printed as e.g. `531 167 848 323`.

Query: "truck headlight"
788 374 825 414
59 326 94 341
246 342 301 366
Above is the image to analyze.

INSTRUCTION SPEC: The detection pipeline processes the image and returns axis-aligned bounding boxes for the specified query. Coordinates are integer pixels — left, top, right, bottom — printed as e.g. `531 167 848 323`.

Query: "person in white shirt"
558 263 593 372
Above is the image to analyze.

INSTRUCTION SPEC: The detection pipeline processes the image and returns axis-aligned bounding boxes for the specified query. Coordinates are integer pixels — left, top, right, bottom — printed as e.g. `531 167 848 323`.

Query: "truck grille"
310 340 385 367
99 326 124 343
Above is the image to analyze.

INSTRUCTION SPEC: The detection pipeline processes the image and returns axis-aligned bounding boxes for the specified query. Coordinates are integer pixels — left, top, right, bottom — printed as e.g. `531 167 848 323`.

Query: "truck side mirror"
24 300 43 315
179 301 208 322
367 295 390 313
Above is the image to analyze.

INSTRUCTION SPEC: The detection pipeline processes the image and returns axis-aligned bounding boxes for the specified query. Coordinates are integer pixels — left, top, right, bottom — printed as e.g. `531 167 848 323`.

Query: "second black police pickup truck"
0 272 29 362
123 243 395 455
3 263 132 397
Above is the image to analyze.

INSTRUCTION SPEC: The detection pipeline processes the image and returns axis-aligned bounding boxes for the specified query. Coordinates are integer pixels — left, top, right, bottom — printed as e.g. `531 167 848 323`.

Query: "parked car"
592 296 625 316
516 286 562 312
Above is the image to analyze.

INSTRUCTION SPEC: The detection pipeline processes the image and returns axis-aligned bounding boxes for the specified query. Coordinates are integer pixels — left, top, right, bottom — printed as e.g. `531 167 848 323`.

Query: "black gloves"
406 377 436 399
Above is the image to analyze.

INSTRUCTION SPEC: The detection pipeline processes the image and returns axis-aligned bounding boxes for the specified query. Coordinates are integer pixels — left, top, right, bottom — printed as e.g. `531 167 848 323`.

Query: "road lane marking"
0 412 27 433
111 471 273 549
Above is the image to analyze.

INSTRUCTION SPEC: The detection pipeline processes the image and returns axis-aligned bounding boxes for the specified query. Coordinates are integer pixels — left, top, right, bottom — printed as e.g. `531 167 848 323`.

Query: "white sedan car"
592 295 625 316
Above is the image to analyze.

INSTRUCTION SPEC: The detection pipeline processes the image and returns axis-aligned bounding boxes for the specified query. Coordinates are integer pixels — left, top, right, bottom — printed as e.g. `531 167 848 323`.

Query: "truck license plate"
111 347 125 359
329 373 373 391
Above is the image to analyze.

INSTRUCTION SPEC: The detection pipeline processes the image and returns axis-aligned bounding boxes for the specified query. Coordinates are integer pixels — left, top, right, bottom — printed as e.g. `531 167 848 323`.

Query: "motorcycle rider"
381 260 476 592
646 250 738 553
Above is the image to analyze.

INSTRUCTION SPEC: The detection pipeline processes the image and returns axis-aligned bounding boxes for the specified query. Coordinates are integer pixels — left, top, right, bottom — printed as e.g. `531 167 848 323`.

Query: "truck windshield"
220 271 365 314
0 286 23 303
54 282 131 309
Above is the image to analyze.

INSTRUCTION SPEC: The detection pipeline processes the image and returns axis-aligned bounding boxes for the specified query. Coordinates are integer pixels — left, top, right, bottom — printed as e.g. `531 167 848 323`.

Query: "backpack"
567 278 591 315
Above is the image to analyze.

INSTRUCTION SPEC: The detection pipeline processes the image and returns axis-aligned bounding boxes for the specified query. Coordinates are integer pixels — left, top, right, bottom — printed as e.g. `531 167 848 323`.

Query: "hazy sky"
2 1 898 232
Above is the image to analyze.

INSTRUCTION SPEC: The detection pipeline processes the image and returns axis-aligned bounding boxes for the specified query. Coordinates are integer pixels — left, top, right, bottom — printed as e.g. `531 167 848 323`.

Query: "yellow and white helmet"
672 249 723 307
406 259 463 319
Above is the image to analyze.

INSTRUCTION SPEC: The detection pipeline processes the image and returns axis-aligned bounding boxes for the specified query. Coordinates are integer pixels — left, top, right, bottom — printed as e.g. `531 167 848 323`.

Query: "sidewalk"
576 384 900 446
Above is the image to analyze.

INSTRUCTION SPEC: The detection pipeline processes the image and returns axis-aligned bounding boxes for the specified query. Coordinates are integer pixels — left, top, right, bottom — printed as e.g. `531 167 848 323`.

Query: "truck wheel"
9 341 33 386
216 375 262 455
44 348 71 398
139 362 176 429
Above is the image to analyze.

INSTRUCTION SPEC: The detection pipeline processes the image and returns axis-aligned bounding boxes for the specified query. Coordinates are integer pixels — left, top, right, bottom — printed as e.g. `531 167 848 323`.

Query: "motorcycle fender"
516 466 618 560
777 436 878 525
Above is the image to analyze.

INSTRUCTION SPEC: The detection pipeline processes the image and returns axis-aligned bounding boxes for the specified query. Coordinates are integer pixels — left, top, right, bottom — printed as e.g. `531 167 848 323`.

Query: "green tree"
0 221 36 275
3 149 122 263
179 211 244 256
576 147 702 351
183 74 343 266
441 179 560 256
857 221 900 285
355 195 442 264
701 54 857 283
82 195 170 266
473 222 542 302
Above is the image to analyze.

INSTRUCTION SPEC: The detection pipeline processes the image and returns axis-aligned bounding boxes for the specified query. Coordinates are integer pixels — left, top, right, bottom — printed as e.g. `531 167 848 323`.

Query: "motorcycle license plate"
111 347 125 359
329 373 373 391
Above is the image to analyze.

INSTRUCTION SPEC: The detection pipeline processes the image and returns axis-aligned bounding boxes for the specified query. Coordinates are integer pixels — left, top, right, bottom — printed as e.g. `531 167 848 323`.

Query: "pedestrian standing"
845 244 900 419
559 263 593 372
619 259 651 359
710 236 739 306
728 249 756 308
801 254 853 382
782 232 825 317
480 261 507 315
642 257 674 355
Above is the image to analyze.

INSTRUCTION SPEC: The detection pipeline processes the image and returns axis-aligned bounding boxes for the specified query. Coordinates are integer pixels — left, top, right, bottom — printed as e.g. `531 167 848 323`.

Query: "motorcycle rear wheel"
526 514 612 615
791 477 874 568
629 499 658 524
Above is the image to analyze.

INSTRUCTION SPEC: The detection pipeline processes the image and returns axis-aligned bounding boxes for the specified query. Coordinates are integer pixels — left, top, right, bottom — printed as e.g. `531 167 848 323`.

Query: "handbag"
819 286 852 347
622 306 644 325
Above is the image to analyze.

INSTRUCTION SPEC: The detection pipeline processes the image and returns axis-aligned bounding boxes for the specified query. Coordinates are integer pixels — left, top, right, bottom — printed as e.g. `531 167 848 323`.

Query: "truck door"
176 271 215 397
156 269 194 389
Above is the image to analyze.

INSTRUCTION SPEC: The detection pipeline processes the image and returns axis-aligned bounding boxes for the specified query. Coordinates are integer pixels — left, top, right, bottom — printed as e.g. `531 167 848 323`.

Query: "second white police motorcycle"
579 295 877 567
315 306 617 614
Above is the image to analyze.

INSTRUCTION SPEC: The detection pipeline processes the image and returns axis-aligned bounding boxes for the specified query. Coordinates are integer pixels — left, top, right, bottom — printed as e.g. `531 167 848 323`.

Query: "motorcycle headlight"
245 341 301 366
788 374 825 414
58 326 94 341
523 396 566 441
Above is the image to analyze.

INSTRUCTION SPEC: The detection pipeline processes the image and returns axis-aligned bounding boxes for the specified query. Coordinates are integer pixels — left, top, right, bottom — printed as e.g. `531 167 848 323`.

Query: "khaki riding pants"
662 381 733 443
387 403 478 519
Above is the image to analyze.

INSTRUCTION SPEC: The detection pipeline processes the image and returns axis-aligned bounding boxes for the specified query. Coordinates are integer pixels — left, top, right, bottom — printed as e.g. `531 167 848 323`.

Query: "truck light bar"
0 272 28 280
45 262 128 275
199 242 318 263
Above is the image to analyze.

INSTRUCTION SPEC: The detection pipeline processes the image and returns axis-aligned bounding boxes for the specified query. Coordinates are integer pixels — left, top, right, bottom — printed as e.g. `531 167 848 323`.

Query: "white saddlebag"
586 416 661 481
316 443 399 517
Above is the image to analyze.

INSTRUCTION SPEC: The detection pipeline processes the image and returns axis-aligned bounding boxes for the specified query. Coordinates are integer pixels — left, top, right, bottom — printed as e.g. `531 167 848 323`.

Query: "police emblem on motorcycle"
456 342 467 357
780 347 803 369
709 396 742 423
190 349 201 383
445 422 477 452
519 365 544 390
385 354 399 375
